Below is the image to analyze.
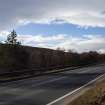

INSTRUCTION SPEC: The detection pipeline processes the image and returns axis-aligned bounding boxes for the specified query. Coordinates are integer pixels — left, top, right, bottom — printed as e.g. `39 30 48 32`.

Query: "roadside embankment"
68 75 105 105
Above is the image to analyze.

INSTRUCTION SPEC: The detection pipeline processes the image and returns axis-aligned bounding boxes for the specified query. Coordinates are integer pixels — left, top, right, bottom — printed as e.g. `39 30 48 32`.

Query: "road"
0 64 105 105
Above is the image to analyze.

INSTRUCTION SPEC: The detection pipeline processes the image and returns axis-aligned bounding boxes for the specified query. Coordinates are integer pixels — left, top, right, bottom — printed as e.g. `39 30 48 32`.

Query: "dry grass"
68 80 105 105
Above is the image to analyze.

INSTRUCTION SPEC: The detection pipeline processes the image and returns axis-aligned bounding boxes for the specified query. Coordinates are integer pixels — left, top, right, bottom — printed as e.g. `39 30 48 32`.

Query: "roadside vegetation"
0 30 105 76
68 80 105 105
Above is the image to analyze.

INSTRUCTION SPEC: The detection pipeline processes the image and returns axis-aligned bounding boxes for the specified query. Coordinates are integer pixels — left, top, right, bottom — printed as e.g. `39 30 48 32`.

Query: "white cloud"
0 31 9 42
0 0 105 30
17 34 67 48
17 34 105 53
0 30 105 53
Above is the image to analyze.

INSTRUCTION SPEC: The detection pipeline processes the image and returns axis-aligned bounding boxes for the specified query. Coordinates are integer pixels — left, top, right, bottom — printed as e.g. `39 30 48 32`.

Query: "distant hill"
0 44 69 73
0 44 105 74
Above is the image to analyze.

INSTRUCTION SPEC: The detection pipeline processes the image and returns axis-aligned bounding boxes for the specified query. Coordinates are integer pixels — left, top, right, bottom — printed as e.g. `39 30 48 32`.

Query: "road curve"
0 64 105 105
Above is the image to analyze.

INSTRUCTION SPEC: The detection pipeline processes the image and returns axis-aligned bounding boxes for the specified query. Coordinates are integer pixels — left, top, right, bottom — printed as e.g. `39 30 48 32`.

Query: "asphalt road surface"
0 64 105 105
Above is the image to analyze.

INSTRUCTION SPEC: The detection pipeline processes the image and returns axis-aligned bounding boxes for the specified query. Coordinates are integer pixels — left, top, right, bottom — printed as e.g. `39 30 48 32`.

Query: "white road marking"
47 74 105 105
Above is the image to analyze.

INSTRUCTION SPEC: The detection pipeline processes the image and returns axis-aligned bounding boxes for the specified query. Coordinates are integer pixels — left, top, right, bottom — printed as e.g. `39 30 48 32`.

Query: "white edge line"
47 74 105 105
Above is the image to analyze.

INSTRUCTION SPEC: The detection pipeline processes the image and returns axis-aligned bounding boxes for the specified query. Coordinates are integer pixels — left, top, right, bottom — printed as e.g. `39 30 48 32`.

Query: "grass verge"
68 79 105 105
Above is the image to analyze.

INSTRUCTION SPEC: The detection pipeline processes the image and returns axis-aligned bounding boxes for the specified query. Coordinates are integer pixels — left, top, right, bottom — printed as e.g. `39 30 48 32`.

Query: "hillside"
0 44 105 75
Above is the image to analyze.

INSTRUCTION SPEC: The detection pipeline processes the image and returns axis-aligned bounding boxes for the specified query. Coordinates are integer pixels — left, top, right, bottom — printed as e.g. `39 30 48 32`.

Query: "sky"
0 0 105 53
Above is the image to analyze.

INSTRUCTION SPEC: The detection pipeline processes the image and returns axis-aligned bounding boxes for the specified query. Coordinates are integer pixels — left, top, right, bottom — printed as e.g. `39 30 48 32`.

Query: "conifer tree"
5 30 21 45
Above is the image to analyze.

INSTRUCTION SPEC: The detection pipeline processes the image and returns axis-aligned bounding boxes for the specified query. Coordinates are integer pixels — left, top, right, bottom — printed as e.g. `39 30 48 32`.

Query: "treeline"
0 43 105 74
